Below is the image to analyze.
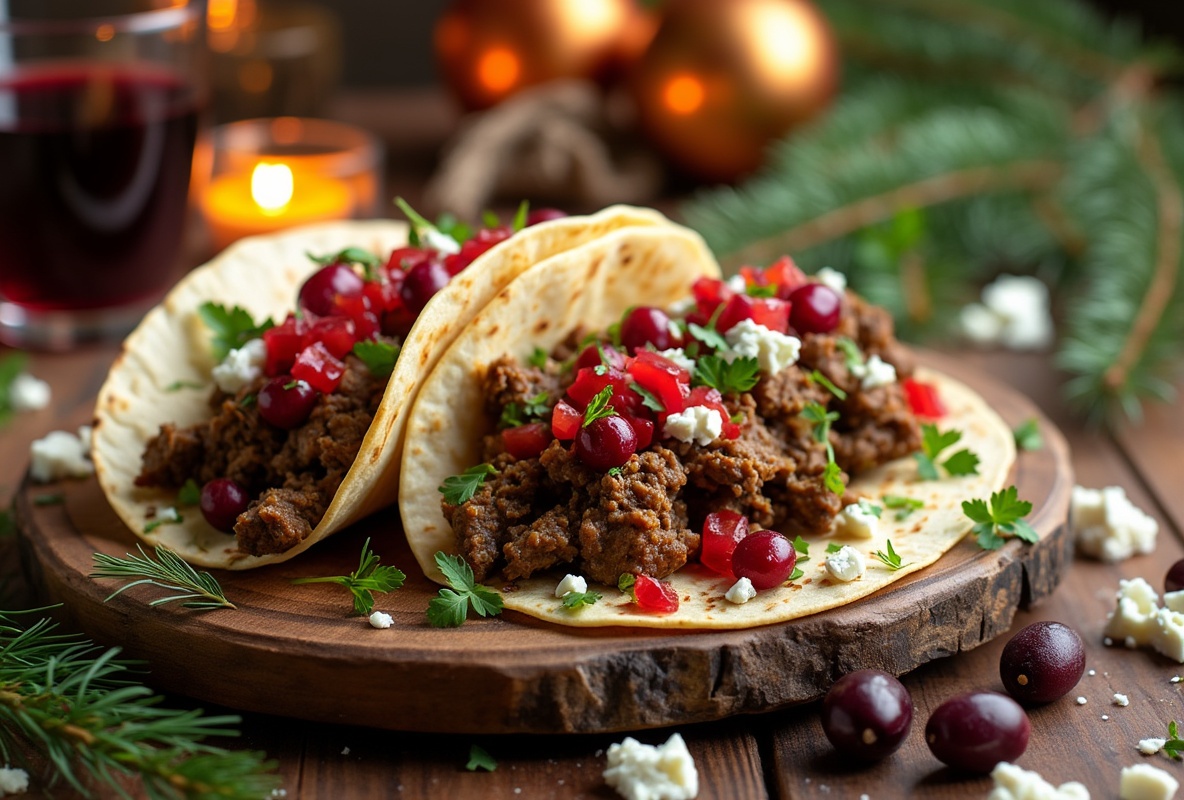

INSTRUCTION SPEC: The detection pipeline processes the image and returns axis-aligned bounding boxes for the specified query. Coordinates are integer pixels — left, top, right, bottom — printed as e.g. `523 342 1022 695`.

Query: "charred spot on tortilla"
534 320 550 334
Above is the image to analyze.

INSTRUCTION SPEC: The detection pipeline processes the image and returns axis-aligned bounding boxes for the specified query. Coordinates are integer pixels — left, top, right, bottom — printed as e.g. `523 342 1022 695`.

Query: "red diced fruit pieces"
620 306 682 353
298 263 364 317
622 413 654 450
902 377 947 418
687 386 740 439
263 314 307 376
551 400 583 440
788 283 841 334
334 294 381 341
257 376 318 429
763 256 808 299
400 259 451 313
526 208 567 226
633 574 679 613
446 227 513 275
502 422 552 460
567 366 639 415
199 478 250 533
731 530 796 590
305 316 355 358
291 341 346 394
701 510 749 578
629 350 690 414
574 415 637 472
575 343 625 372
716 293 790 334
692 276 733 318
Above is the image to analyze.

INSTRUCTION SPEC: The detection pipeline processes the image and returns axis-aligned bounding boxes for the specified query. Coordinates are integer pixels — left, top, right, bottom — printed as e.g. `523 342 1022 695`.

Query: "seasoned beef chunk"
482 356 562 420
136 423 204 488
503 506 579 581
234 487 320 555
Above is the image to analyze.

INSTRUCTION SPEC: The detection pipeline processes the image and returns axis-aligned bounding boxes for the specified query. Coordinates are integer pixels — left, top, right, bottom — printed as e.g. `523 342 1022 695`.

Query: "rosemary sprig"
90 545 235 610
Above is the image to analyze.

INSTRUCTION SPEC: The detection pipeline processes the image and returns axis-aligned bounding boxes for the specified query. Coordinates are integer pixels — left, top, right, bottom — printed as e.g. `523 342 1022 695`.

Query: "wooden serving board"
15 352 1073 735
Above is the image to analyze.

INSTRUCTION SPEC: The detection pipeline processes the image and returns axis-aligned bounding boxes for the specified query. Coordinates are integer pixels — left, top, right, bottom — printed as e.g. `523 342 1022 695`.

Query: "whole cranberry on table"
821 669 913 761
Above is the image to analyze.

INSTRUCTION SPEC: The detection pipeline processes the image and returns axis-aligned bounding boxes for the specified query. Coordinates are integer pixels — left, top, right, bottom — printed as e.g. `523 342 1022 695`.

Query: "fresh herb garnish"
826 542 844 553
434 212 473 246
177 478 201 507
164 379 204 392
607 466 623 477
481 210 500 229
352 340 399 377
808 370 847 400
857 499 883 518
143 508 182 534
1013 418 1044 451
745 284 778 298
693 355 760 395
528 347 549 368
439 464 498 505
307 247 382 279
426 552 504 627
914 424 980 480
618 573 637 601
240 393 257 407
874 539 909 570
91 545 235 610
963 486 1038 550
511 200 529 232
686 306 729 351
883 494 924 520
836 337 864 370
792 535 810 562
0 352 29 425
291 537 405 616
499 392 551 428
197 302 274 361
582 386 617 427
1164 721 1184 760
282 380 298 390
630 382 666 413
561 590 602 609
789 567 804 581
395 197 453 249
466 744 498 772
801 402 846 495
33 493 64 506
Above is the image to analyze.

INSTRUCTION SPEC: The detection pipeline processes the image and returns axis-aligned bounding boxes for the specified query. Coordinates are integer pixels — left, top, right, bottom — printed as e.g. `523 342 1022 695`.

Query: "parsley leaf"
165 379 204 392
618 573 637 601
882 494 924 520
467 744 497 772
857 499 882 518
693 355 760 395
561 590 602 609
823 461 846 495
352 340 399 377
307 247 381 279
745 284 777 298
177 478 201 507
528 347 549 369
789 567 804 581
582 386 617 427
439 464 498 505
0 352 29 425
1165 721 1184 760
874 539 909 570
499 392 551 429
630 382 665 413
291 537 405 616
941 448 981 477
427 552 504 627
836 337 864 369
963 486 1038 550
826 542 844 553
198 302 274 361
801 402 846 495
914 424 980 480
434 212 473 245
395 197 449 249
511 200 529 232
686 303 729 351
1013 418 1044 451
808 370 847 400
792 535 810 561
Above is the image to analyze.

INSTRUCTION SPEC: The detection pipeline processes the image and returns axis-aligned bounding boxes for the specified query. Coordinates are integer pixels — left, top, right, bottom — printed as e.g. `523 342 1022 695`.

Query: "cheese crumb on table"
1072 485 1158 563
965 274 1055 350
1120 763 1178 800
9 373 50 412
1076 696 1088 705
368 611 393 629
1104 578 1184 663
555 574 588 598
1114 694 1131 707
987 762 1089 800
1138 738 1166 756
0 766 28 795
725 578 756 605
603 733 698 800
29 426 94 483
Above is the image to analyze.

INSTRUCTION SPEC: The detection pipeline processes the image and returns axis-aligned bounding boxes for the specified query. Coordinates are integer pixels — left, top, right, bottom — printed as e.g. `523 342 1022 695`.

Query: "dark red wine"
0 66 199 311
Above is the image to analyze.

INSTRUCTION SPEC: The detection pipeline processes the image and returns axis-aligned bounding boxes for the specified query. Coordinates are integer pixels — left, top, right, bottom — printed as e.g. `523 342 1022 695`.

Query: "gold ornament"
628 0 839 182
435 0 642 111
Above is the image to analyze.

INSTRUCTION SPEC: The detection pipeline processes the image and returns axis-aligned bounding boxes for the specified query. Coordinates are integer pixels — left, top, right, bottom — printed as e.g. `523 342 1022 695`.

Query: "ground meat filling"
443 289 921 584
136 355 386 556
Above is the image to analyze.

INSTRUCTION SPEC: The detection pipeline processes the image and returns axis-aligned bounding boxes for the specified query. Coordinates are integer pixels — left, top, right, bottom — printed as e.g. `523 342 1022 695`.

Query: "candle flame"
251 163 293 215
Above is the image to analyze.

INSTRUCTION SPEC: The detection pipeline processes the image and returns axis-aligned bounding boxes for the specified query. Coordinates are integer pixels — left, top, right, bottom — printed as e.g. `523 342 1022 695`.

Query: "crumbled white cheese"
0 766 28 795
663 406 723 447
656 348 696 374
726 275 747 294
1155 609 1184 662
725 577 756 605
212 338 267 394
555 574 589 598
960 303 1005 345
1120 763 1178 800
1076 696 1088 706
981 274 1055 350
1139 738 1167 756
1114 694 1130 707
815 267 847 294
668 297 696 316
368 611 393 629
1103 578 1184 663
1166 592 1184 614
833 503 879 540
723 319 801 375
987 762 1089 800
422 228 460 255
29 426 94 483
1072 485 1158 563
825 546 866 583
603 733 698 800
8 373 50 412
1172 676 1182 684
159 506 180 523
849 354 896 390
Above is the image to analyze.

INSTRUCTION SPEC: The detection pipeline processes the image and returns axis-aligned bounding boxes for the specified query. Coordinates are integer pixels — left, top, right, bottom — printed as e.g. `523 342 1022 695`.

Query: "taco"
92 206 677 570
399 224 1017 629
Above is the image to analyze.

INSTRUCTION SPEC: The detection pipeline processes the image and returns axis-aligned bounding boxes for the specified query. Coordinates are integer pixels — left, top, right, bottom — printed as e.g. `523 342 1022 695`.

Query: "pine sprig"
90 546 234 610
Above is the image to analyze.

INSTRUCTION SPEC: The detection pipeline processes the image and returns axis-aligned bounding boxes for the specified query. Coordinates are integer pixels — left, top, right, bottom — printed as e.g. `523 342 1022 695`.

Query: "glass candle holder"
197 116 384 252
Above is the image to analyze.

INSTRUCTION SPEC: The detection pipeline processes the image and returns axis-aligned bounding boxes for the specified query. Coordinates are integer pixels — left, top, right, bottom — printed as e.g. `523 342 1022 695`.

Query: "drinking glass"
0 1 205 350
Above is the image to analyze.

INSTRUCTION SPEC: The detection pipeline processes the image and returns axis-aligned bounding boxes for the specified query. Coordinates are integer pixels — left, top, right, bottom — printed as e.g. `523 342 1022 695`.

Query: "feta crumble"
159 506 180 523
833 503 879 540
656 348 696 374
1076 696 1088 706
1166 592 1184 614
1114 693 1130 707
1103 578 1184 663
1139 738 1166 756
1072 485 1158 563
603 733 698 800
29 426 94 483
0 766 28 795
962 274 1055 350
555 574 589 598
723 319 801 375
9 373 50 412
368 611 393 629
725 577 756 605
849 354 896 390
726 275 747 293
1120 763 1178 800
422 228 460 255
825 546 866 583
815 267 847 294
212 338 267 394
663 406 723 446
988 762 1089 800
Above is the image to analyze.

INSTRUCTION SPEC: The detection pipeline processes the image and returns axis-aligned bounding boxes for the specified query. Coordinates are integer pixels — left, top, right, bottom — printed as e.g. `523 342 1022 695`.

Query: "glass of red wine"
0 1 205 349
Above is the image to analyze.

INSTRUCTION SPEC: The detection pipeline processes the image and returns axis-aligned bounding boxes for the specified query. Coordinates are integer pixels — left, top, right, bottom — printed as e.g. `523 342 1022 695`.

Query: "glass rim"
0 3 202 37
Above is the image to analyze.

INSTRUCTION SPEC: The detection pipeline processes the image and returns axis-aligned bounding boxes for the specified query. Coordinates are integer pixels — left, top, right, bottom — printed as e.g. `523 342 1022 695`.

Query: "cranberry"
575 343 626 372
633 574 679 613
200 478 250 533
400 258 451 313
731 530 795 590
299 263 365 317
574 415 637 472
822 670 913 761
700 510 749 577
291 341 346 394
999 621 1085 705
629 350 690 414
257 376 319 429
526 208 567 226
304 316 355 359
620 307 681 353
762 256 808 299
1167 559 1184 593
551 400 583 440
502 422 552 460
925 692 1029 773
788 283 842 334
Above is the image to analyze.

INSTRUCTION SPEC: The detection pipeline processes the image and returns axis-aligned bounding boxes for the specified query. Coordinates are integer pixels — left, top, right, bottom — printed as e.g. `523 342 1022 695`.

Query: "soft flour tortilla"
93 206 677 570
400 229 1017 628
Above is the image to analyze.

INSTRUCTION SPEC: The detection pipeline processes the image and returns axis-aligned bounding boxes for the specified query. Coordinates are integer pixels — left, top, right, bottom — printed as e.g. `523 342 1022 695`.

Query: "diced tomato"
739 265 765 289
263 313 308 376
566 366 640 414
551 399 583 440
502 422 552 460
305 316 356 358
763 256 808 299
335 294 381 341
291 341 346 393
628 350 690 415
700 510 750 578
688 386 742 439
622 414 654 450
903 377 947 418
691 276 734 318
750 297 791 333
575 343 626 372
362 279 401 315
715 293 754 333
633 574 679 613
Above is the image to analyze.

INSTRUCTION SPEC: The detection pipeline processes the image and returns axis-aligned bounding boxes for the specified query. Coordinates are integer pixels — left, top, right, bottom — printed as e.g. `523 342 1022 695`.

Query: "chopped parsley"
499 392 550 429
618 573 637 601
836 337 864 370
511 200 529 232
290 537 405 616
745 284 777 298
240 393 257 407
914 424 980 480
1163 721 1184 760
352 340 399 377
607 466 623 477
582 386 617 427
396 197 455 250
439 463 498 505
165 379 204 392
198 302 274 361
874 539 909 570
426 552 504 627
561 590 602 609
882 494 924 520
857 499 882 518
686 303 728 351
282 380 299 390
963 485 1038 550
801 402 845 495
630 382 665 414
1013 418 1044 451
792 535 810 562
826 542 844 553
433 212 473 245
466 744 498 772
808 370 847 400
528 347 549 369
0 352 29 425
177 479 202 507
693 355 760 395
789 567 804 581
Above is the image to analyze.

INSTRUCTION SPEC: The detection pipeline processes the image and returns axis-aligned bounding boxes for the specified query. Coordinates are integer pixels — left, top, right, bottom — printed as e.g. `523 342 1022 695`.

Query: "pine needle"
90 546 235 610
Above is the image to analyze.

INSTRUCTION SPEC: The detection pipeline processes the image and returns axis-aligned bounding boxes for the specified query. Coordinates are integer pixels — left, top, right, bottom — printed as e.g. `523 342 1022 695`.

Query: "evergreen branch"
90 547 234 611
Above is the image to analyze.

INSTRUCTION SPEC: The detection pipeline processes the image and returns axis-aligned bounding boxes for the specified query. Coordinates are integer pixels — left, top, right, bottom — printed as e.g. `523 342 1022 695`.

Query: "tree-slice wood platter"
15 351 1072 735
